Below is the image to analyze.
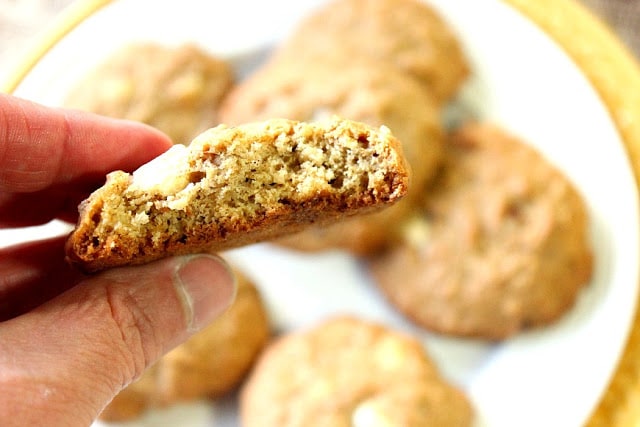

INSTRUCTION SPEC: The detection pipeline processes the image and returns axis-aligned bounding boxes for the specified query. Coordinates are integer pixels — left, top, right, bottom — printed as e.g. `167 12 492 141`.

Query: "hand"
0 94 236 426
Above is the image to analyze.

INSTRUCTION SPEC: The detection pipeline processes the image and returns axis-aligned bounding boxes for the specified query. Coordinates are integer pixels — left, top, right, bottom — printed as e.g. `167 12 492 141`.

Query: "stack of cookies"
63 0 594 425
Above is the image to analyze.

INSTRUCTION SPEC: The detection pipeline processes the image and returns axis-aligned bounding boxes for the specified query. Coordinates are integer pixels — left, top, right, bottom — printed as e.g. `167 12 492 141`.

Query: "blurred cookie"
99 269 270 421
369 122 594 340
155 268 270 402
219 60 443 254
240 316 473 427
64 43 234 145
274 0 470 104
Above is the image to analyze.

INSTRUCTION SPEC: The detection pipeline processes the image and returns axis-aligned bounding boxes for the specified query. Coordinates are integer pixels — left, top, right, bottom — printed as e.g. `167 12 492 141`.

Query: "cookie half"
369 122 594 339
65 117 410 272
240 316 473 427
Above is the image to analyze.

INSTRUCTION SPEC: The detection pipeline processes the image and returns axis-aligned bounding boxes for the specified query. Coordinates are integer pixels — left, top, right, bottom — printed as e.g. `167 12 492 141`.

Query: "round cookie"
273 0 470 104
65 43 234 145
99 268 270 421
369 122 594 340
219 59 443 254
240 316 473 427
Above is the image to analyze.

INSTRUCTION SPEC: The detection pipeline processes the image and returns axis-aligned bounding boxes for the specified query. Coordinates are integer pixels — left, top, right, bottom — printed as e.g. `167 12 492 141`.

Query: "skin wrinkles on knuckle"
0 97 65 192
102 281 159 385
55 112 78 185
54 110 85 186
0 103 16 189
0 103 10 165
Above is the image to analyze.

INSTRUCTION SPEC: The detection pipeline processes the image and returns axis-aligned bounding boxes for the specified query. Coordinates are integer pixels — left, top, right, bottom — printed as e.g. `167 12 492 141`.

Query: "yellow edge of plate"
3 0 640 424
505 1 640 425
0 0 114 94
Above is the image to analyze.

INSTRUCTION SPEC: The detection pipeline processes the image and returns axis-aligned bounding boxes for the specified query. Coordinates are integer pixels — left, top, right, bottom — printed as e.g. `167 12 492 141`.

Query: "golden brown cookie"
219 59 443 254
369 122 594 340
240 316 473 427
65 117 410 272
64 43 234 145
273 0 470 104
99 269 270 421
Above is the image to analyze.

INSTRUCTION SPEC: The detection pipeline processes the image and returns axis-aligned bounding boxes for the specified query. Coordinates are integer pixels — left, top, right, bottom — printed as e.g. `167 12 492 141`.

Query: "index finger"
0 94 173 193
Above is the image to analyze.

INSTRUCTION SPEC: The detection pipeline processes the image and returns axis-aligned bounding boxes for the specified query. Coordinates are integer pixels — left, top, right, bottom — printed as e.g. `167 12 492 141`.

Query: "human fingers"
0 236 83 321
0 254 236 427
0 93 172 194
0 186 86 227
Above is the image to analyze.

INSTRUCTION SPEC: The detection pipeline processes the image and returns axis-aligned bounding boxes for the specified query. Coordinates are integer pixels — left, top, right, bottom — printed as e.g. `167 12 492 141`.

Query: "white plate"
4 1 639 426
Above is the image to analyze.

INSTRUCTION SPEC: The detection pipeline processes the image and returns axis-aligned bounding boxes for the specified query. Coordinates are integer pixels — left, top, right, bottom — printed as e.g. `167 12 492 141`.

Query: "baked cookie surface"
273 0 470 104
240 316 473 427
66 117 410 272
369 122 594 339
99 269 270 421
64 43 234 145
220 60 443 254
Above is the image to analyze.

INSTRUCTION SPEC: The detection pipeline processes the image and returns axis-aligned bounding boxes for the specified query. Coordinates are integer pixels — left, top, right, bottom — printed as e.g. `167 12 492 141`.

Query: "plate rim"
502 1 640 424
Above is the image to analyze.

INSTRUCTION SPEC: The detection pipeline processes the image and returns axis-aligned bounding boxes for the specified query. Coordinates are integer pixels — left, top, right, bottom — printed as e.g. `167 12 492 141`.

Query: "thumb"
0 254 236 427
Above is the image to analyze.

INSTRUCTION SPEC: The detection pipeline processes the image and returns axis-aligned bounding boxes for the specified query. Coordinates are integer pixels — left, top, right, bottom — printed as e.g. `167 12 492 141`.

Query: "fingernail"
173 255 236 332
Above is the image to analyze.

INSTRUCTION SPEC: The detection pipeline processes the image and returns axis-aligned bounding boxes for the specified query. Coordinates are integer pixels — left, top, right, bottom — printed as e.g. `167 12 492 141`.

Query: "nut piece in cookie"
65 117 410 272
240 316 473 427
99 268 270 421
369 122 594 340
64 43 234 145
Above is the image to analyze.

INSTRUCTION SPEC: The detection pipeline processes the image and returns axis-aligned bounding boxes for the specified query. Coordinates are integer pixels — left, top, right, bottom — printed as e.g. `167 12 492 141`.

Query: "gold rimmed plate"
3 1 640 425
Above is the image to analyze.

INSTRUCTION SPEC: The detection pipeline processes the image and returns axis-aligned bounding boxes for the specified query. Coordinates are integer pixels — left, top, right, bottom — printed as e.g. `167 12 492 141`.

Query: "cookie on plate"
64 43 234 145
219 59 442 191
240 316 473 427
369 122 594 340
155 268 270 403
273 0 470 104
65 117 410 272
99 269 270 421
219 60 443 254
